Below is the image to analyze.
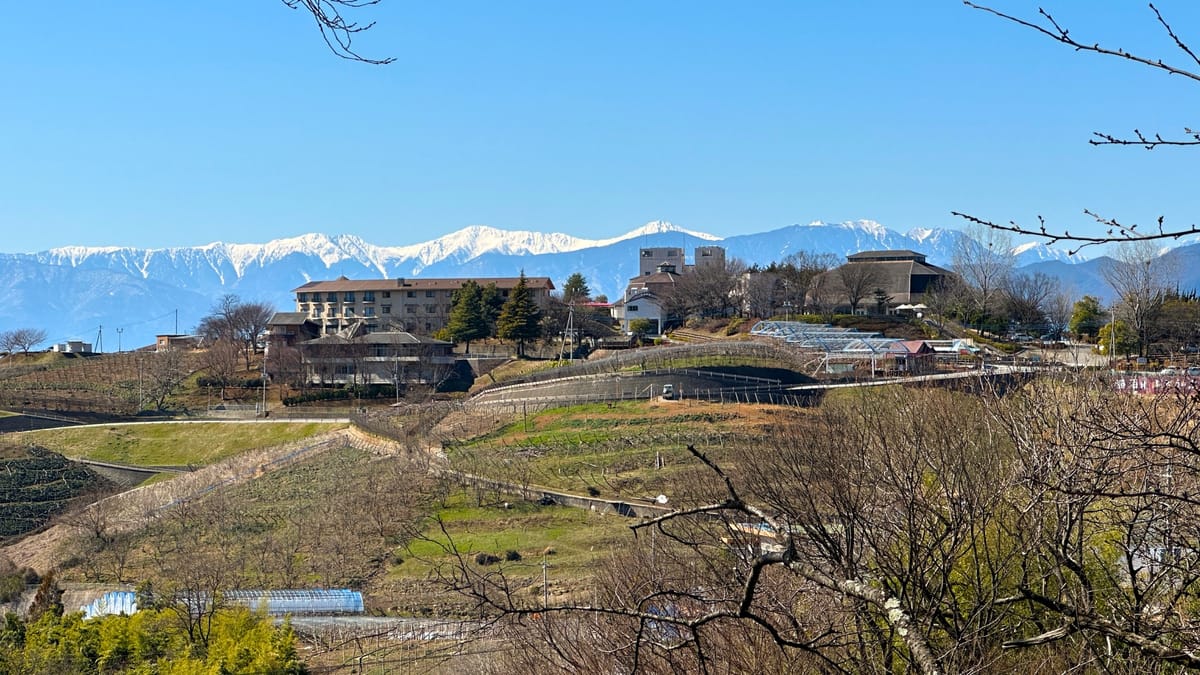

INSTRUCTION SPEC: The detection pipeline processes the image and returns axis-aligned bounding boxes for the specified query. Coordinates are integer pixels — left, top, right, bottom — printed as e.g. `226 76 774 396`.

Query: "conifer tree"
562 273 591 303
444 281 488 354
496 273 542 357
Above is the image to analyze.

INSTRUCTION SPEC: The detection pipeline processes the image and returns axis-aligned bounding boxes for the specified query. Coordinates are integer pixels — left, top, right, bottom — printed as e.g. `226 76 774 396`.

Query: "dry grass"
16 421 346 466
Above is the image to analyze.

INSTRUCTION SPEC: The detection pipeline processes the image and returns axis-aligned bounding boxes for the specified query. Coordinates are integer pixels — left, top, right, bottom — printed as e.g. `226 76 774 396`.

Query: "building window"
363 291 375 302
425 304 436 313
406 306 416 314
326 292 337 302
382 305 391 314
445 304 453 313
425 323 432 332
382 291 391 298
425 290 435 298
344 292 355 302
407 291 415 298
325 307 335 317
297 292 308 302
364 307 375 317
344 307 355 317
628 305 639 311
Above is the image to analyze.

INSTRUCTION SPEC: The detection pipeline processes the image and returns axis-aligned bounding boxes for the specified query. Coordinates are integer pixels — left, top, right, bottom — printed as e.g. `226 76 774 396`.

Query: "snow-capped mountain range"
0 219 1107 349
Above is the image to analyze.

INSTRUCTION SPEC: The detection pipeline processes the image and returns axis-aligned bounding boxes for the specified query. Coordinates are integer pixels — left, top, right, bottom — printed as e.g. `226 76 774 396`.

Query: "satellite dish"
656 494 669 505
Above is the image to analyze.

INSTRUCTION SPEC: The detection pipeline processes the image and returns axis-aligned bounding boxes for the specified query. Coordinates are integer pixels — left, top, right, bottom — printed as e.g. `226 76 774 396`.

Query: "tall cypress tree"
444 280 488 354
496 273 542 357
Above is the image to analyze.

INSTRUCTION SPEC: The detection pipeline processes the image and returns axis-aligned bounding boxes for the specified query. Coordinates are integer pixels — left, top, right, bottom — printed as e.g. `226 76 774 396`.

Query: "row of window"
302 303 453 318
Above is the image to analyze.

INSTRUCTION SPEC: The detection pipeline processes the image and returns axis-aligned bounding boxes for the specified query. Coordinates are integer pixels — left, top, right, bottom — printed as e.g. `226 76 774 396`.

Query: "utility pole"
559 302 576 362
116 328 123 353
542 551 549 608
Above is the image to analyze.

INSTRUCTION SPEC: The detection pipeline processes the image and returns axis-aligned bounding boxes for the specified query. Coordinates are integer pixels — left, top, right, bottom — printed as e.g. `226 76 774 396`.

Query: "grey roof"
267 312 310 326
846 249 927 262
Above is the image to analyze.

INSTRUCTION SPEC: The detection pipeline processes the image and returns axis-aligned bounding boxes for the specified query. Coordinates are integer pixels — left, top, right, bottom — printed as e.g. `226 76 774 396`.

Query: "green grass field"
18 421 346 466
394 490 636 586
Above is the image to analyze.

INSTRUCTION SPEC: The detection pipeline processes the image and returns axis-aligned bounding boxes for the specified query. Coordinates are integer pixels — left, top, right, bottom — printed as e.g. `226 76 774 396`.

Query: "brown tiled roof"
293 276 554 293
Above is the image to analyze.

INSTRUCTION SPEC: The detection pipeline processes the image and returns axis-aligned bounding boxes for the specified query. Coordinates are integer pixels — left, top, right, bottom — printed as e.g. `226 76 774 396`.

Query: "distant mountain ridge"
0 219 1129 350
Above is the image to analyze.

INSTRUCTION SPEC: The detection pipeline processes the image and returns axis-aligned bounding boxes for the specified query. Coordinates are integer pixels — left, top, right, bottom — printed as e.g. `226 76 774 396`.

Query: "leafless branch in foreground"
950 211 1200 256
283 0 394 64
957 3 1200 249
964 1 1200 148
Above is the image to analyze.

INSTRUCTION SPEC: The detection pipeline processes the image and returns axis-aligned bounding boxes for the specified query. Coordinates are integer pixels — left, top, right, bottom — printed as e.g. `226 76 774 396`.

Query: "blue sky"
2 1 1199 252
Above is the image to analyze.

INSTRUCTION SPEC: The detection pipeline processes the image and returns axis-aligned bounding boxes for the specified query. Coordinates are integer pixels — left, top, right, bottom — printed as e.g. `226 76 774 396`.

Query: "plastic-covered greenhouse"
223 589 365 615
82 591 138 619
84 588 365 619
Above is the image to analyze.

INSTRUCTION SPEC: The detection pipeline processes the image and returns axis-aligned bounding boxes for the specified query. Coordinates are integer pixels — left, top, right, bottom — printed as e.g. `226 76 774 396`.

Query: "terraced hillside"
0 445 113 540
0 351 207 415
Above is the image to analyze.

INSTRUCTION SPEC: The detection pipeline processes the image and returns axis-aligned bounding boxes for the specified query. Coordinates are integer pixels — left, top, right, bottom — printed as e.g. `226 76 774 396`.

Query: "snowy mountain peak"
802 219 890 237
617 220 721 242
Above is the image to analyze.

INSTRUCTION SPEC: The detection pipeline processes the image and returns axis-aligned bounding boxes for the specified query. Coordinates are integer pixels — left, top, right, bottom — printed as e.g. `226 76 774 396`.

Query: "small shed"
886 340 936 374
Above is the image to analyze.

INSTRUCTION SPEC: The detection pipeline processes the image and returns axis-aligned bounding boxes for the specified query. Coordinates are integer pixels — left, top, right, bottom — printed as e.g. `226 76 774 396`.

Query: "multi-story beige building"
292 276 555 336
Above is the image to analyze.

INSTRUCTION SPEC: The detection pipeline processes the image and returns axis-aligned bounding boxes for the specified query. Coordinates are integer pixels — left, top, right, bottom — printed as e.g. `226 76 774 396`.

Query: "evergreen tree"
496 273 542 357
562 273 590 303
1069 295 1107 339
480 282 505 338
444 280 488 354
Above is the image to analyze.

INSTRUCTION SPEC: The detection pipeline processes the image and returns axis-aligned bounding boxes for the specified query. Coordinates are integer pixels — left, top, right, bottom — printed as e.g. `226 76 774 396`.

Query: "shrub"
474 552 501 566
504 549 522 562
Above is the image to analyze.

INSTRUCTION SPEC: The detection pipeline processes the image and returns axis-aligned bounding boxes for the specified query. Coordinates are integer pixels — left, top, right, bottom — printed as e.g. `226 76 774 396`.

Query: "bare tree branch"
283 0 395 64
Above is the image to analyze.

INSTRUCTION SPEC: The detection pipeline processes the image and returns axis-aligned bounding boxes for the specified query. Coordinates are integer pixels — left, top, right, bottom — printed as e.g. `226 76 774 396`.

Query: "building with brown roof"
813 250 955 314
291 275 554 336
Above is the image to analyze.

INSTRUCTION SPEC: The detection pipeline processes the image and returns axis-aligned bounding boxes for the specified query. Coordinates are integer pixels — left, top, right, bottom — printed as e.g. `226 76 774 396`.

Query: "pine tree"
562 273 590 303
496 273 542 357
444 281 488 354
480 283 505 337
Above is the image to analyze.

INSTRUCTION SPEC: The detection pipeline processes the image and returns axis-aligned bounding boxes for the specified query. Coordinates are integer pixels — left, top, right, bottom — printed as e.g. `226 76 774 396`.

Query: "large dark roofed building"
816 250 955 312
291 275 554 336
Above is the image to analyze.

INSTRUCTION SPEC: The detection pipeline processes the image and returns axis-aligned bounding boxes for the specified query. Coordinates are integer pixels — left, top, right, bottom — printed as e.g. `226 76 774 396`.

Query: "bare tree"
438 378 1200 671
776 251 839 314
740 270 781 319
0 328 49 356
1103 241 1174 357
834 263 881 314
202 337 242 400
663 258 746 321
1000 271 1059 330
951 224 1015 322
955 3 1200 251
198 295 275 371
141 350 192 411
1043 287 1076 339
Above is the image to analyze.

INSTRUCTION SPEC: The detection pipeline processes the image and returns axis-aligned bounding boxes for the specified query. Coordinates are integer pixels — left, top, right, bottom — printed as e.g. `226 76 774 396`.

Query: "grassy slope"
395 491 634 584
449 399 803 498
16 422 346 466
